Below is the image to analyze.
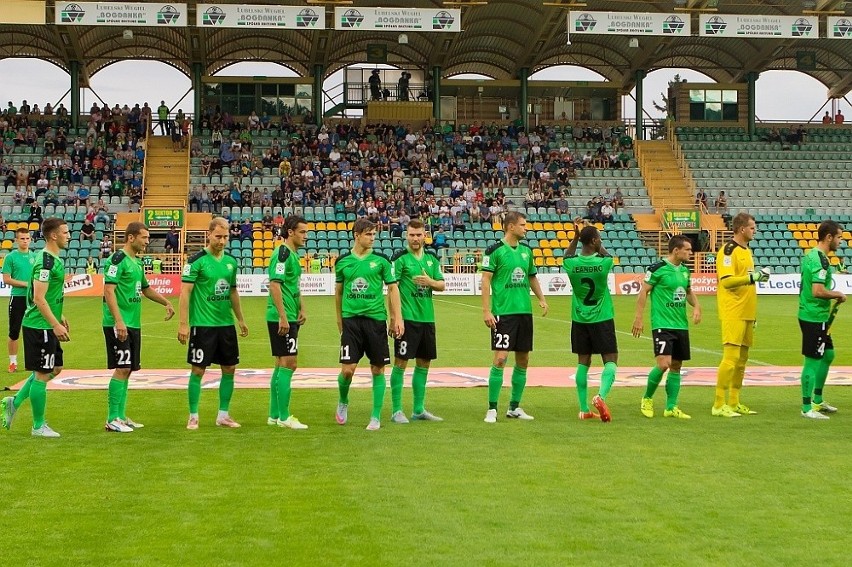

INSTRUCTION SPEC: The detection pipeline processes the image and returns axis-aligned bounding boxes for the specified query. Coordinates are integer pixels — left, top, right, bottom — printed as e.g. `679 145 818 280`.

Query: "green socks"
371 374 386 420
644 366 665 399
188 373 202 414
813 349 835 404
575 364 590 412
390 366 405 414
119 378 129 421
269 368 279 420
488 366 503 410
509 366 527 410
801 356 820 412
338 372 351 404
599 361 617 399
276 368 294 420
412 366 428 415
108 377 124 422
14 372 35 409
664 372 681 411
219 373 235 412
30 379 47 429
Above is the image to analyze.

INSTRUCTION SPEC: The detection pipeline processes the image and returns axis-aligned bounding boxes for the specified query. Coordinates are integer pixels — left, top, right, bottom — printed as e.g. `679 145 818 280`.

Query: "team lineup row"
0 211 845 437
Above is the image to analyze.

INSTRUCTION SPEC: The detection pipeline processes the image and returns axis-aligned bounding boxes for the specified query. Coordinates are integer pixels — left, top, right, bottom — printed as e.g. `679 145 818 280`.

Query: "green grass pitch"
1 295 850 565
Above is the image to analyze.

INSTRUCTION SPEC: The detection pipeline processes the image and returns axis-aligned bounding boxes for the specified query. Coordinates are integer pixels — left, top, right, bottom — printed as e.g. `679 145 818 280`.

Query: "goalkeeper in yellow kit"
713 213 769 417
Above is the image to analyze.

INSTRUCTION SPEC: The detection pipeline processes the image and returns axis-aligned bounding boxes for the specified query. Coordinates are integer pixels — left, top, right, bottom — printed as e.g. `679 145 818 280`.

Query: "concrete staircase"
142 135 189 208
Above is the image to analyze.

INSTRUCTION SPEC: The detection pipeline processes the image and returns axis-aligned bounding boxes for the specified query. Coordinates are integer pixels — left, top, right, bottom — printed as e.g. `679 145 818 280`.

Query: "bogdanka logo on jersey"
349 277 375 300
129 281 143 303
209 278 231 302
506 267 526 289
667 286 687 308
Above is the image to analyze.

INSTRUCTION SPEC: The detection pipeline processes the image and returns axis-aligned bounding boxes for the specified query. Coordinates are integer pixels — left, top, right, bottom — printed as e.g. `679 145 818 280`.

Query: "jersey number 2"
580 277 599 306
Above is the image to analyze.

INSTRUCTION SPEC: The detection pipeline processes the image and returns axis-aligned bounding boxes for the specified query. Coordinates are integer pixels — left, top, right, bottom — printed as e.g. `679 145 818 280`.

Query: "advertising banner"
299 273 335 296
145 274 181 297
569 11 690 36
614 273 718 295
197 4 324 29
442 273 475 295
3 1 46 24
335 7 460 32
55 2 187 26
827 16 852 39
663 210 700 232
699 14 817 38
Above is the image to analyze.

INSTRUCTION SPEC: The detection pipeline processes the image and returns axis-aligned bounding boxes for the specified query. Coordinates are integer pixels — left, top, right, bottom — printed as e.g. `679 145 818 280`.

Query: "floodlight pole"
519 67 529 131
313 64 324 124
432 66 442 122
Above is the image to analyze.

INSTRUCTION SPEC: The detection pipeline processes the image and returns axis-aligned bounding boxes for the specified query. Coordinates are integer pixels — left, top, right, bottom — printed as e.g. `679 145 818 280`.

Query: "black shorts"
23 327 64 373
103 327 142 371
187 325 240 367
394 321 437 361
799 319 833 359
571 319 618 355
340 317 390 366
8 296 26 340
491 314 534 353
267 321 300 357
651 328 691 361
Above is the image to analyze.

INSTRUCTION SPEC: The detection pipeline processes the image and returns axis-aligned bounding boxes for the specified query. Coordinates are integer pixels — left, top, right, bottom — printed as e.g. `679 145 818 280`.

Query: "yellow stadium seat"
7 223 17 231
252 258 264 267
806 223 818 231
534 257 544 266
793 231 804 240
843 231 851 240
808 240 817 248
543 248 553 257
316 222 326 230
798 240 809 249
559 239 570 248
28 223 39 231
831 256 841 265
307 223 316 230
252 222 263 230
263 240 273 249
263 249 272 259
556 230 567 240
539 239 549 248
263 231 273 240
1 240 12 250
787 223 797 231
613 256 620 265
543 222 554 230
545 257 557 266
492 222 502 231
548 239 559 248
252 249 263 258
533 248 543 257
554 222 566 231
556 257 564 266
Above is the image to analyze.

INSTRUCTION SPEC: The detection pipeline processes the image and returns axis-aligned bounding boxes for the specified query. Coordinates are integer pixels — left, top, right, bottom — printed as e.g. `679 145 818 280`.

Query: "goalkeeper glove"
749 267 771 284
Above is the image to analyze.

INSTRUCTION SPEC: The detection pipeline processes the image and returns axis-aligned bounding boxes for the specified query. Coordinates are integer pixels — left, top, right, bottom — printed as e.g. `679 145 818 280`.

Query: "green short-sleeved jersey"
799 248 832 323
23 251 65 330
266 244 301 323
392 248 444 323
482 240 536 316
181 249 238 327
562 253 615 323
644 260 691 330
2 249 36 297
335 250 397 321
102 250 149 329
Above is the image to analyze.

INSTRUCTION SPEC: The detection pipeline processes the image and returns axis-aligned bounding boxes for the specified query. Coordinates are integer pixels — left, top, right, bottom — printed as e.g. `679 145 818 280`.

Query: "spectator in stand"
612 187 625 211
823 111 833 124
229 221 241 241
43 186 59 207
28 202 43 225
101 236 113 259
836 109 845 125
555 192 570 216
157 101 170 135
240 219 253 242
715 190 728 214
262 212 274 232
94 199 110 225
164 228 180 253
432 226 449 251
696 189 708 209
600 201 614 224
80 219 96 242
77 185 90 207
65 185 78 206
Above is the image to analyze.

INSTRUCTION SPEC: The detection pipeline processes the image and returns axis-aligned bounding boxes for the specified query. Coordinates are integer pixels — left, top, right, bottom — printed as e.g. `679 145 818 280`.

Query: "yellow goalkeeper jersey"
716 240 757 321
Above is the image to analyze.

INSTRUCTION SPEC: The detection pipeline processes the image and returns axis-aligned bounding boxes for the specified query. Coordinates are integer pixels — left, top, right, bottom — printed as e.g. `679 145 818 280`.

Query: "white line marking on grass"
434 297 773 366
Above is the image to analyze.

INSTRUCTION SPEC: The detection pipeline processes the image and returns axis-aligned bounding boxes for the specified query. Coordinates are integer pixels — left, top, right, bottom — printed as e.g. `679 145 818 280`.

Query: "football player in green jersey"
389 219 445 423
178 217 249 430
1 218 70 438
266 215 309 430
632 235 702 420
334 218 403 431
2 227 36 373
482 211 548 423
563 219 616 422
797 220 846 420
102 221 175 433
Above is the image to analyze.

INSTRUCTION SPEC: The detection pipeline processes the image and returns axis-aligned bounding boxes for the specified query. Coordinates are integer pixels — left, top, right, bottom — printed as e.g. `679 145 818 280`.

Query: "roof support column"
635 70 646 141
519 67 529 131
432 66 442 122
313 64 324 125
70 60 80 130
192 63 203 131
746 71 759 140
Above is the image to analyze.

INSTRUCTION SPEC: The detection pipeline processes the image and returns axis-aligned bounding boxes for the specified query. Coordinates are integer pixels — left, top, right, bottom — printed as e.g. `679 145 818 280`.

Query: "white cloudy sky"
0 57 839 122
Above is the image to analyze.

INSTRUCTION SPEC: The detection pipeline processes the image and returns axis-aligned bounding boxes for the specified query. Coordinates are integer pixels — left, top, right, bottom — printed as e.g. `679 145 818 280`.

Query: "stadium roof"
1 0 852 96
